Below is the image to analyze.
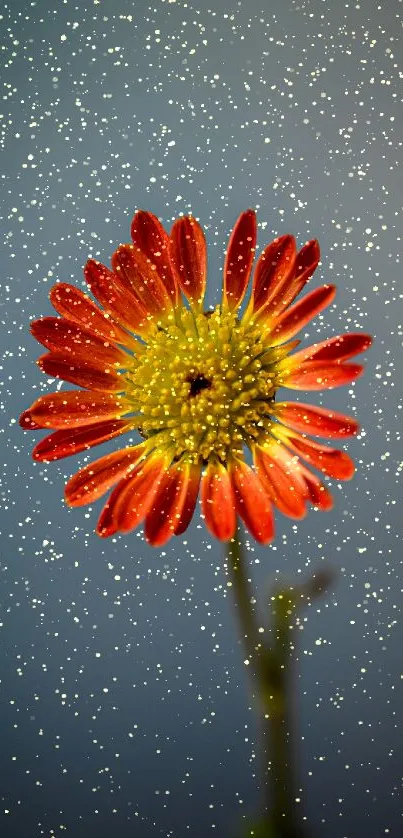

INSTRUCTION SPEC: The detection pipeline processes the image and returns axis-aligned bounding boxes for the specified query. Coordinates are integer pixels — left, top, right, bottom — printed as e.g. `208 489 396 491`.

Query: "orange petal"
169 216 207 306
279 360 364 390
223 210 257 310
288 333 373 365
229 459 274 543
30 317 128 366
131 210 178 304
272 426 355 480
49 283 134 348
96 453 167 536
65 444 146 506
33 418 136 462
20 391 131 430
274 402 359 437
200 462 236 541
37 352 124 392
249 234 296 315
254 445 307 520
173 463 201 535
84 259 150 336
268 285 337 345
144 463 190 546
111 244 172 317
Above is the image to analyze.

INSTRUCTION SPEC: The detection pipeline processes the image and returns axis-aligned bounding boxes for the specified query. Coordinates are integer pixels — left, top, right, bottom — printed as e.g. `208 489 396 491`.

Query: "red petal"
298 463 334 511
20 391 130 429
280 360 364 390
230 459 274 543
111 244 172 317
223 210 257 310
131 210 178 304
173 463 201 535
19 412 42 430
249 234 296 315
84 259 150 336
33 418 135 462
49 283 134 348
270 239 320 317
255 442 334 515
200 462 236 541
30 317 128 366
169 216 207 306
254 445 307 519
290 333 373 365
65 445 146 507
96 454 167 536
272 426 355 480
275 402 359 437
37 352 124 392
268 285 337 345
144 464 190 546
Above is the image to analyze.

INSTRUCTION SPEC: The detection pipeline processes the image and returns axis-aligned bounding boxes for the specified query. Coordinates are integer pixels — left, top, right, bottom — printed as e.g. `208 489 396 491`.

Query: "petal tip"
96 523 116 538
19 410 37 429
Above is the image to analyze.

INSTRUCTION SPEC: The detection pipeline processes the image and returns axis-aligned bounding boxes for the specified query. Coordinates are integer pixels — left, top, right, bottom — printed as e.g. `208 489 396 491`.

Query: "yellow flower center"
124 306 282 465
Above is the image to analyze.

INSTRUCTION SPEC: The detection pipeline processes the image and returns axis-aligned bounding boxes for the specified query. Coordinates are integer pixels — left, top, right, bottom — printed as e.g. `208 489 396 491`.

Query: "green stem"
226 525 329 838
226 524 261 668
260 592 304 837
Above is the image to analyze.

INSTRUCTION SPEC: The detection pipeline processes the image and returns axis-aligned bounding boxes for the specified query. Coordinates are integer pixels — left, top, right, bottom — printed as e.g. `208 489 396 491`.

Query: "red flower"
20 210 372 546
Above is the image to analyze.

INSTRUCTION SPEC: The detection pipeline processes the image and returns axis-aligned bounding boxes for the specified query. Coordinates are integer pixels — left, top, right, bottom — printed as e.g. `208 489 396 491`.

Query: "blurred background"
1 0 402 835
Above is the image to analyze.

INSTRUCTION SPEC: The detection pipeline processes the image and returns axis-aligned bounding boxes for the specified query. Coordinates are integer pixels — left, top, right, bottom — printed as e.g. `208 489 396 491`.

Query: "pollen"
124 306 280 464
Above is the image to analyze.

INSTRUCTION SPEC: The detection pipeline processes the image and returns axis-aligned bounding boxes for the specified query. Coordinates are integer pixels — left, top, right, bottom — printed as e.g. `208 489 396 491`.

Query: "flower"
20 209 372 546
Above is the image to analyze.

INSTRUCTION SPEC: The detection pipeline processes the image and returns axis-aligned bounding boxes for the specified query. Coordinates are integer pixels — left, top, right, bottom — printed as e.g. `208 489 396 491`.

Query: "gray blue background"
1 0 402 835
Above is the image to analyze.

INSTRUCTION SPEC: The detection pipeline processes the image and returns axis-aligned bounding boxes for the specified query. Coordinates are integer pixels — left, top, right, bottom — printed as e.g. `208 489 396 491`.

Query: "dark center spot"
187 373 212 397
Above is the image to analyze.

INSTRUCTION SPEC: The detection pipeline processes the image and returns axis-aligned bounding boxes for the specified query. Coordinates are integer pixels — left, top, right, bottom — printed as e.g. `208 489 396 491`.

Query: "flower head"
20 210 371 546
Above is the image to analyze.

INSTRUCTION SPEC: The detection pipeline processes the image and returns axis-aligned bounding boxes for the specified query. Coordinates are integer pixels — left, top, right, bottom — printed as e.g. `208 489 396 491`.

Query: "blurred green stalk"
227 525 333 838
